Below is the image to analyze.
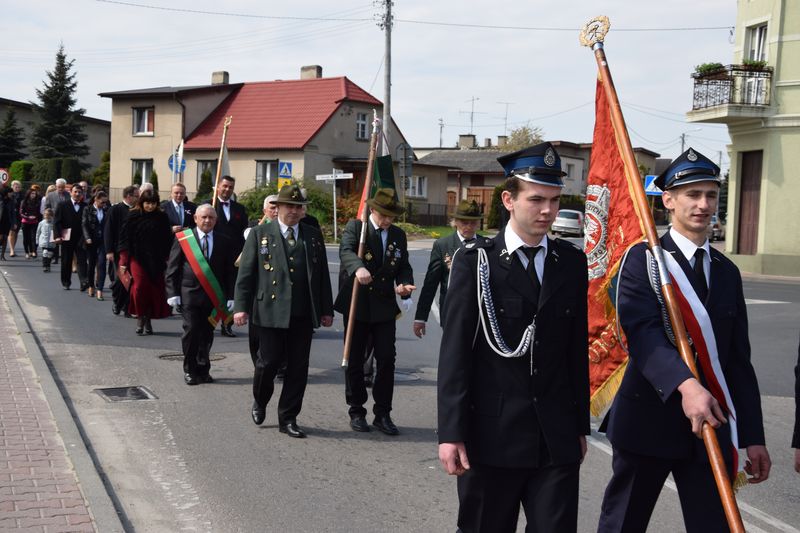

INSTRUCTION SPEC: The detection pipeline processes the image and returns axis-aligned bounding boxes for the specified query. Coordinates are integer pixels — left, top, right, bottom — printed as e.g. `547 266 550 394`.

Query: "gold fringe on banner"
590 359 628 417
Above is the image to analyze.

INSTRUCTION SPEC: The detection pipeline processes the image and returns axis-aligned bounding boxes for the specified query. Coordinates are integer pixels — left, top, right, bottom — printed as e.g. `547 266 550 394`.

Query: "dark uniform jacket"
793 339 800 449
437 233 590 468
213 199 248 255
334 219 414 323
605 232 765 460
53 200 85 245
415 231 479 325
103 201 132 257
160 199 197 230
234 220 333 329
165 230 236 308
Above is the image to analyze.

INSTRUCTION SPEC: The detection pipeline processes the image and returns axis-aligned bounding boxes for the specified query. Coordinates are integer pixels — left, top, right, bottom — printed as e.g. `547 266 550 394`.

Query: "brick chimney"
497 135 508 147
211 71 229 85
301 65 323 79
458 134 477 149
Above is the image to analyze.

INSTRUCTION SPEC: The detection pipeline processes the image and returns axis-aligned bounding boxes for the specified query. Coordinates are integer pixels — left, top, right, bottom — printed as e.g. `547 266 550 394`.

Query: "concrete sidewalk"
0 274 124 532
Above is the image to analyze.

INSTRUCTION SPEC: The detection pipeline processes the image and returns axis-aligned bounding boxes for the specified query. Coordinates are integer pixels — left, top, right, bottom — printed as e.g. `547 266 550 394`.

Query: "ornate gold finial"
580 16 610 47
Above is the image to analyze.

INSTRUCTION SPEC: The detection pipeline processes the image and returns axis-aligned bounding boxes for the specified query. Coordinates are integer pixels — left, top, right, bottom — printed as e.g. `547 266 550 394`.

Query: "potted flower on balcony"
693 62 727 78
742 58 768 71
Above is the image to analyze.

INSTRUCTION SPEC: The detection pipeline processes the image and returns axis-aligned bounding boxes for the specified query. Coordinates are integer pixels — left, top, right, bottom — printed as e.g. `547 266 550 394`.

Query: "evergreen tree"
29 44 89 161
149 169 159 193
195 169 213 202
92 151 110 187
0 108 27 167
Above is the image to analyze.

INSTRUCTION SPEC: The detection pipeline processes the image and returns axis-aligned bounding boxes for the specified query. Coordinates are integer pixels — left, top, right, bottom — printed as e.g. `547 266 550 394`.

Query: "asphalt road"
1 243 798 533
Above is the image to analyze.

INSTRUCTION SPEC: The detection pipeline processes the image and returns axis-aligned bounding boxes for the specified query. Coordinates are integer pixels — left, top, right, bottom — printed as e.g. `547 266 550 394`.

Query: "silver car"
552 209 584 237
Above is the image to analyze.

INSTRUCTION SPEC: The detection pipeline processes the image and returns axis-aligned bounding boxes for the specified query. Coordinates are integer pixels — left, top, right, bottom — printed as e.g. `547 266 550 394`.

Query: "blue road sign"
168 154 186 173
278 161 293 178
644 175 661 196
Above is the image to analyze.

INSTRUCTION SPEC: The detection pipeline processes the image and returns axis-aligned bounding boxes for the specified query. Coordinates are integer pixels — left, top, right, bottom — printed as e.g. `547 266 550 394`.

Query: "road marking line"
587 435 798 532
745 299 790 305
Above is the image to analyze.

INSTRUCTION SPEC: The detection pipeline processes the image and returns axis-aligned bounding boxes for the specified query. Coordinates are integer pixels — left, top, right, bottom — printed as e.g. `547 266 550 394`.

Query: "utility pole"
680 132 686 152
438 118 444 148
497 101 514 135
377 0 393 154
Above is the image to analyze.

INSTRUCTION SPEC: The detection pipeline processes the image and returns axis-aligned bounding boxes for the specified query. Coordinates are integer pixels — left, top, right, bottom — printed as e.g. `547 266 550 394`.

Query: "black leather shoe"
251 401 266 425
184 373 198 385
373 415 399 436
220 324 236 337
350 416 370 433
201 374 214 384
279 421 307 438
111 302 121 315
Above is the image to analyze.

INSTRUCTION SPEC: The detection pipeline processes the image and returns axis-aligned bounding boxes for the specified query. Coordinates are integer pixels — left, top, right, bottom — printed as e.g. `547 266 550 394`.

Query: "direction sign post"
316 169 353 242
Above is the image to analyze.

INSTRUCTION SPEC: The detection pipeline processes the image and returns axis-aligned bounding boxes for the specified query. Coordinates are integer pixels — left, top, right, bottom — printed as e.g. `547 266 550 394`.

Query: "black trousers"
598 446 730 533
248 320 259 366
252 316 313 425
108 255 129 312
456 461 580 533
60 241 87 289
343 318 396 418
21 224 37 254
181 303 215 378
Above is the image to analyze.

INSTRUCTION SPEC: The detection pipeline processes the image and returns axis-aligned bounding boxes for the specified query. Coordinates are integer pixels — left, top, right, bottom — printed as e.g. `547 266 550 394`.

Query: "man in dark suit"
598 148 771 532
53 183 88 290
794 335 799 473
213 175 248 337
233 184 333 438
166 204 237 385
161 182 196 234
438 143 589 532
104 186 139 315
413 199 482 338
335 188 416 436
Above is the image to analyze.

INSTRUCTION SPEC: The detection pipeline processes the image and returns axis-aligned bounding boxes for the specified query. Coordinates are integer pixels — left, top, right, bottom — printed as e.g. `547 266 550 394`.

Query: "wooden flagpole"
212 116 233 208
341 112 381 368
580 16 745 532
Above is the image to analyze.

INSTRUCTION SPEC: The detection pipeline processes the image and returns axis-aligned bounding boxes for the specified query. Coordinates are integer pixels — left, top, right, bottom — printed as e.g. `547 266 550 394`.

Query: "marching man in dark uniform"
598 148 771 532
165 204 237 385
335 188 415 436
413 199 482 338
437 142 589 532
233 184 333 438
104 185 139 316
214 175 248 337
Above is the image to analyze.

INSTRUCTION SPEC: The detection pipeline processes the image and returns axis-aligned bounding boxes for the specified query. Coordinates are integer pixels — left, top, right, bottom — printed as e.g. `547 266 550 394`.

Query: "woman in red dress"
118 189 173 335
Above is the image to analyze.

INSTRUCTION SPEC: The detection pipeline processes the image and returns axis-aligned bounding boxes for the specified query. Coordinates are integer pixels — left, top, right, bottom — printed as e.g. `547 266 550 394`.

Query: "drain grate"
158 352 227 362
94 386 158 402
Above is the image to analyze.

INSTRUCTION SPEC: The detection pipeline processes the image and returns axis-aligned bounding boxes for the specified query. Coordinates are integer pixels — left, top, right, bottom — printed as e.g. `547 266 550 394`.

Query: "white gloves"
400 298 414 313
227 300 235 312
167 296 181 307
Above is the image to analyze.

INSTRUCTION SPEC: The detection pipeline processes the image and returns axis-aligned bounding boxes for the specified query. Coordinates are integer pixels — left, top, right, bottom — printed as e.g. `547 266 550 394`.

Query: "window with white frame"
197 160 217 189
746 23 768 61
406 175 427 198
256 160 279 187
132 107 154 135
356 112 368 140
131 159 153 184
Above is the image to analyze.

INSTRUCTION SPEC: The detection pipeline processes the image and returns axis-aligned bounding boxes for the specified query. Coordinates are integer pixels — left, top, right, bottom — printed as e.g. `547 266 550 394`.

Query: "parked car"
710 214 726 242
552 209 584 237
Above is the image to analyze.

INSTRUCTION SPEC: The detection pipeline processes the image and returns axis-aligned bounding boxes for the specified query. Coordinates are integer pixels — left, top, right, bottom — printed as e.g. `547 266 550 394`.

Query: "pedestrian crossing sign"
278 161 293 178
644 175 661 196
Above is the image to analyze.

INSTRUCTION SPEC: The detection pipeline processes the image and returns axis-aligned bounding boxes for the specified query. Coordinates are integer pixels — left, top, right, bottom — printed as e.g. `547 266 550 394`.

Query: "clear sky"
2 0 737 171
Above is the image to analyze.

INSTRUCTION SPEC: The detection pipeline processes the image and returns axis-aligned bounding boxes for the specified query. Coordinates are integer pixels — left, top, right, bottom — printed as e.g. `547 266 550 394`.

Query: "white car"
552 209 584 237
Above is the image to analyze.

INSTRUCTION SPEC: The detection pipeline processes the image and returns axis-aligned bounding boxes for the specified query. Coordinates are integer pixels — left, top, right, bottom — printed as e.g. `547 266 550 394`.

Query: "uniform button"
499 308 505 314
565 309 571 315
657 388 664 396
271 294 276 300
533 397 538 403
272 280 276 285
534 340 540 346
289 257 294 262
533 368 538 375
290 268 294 273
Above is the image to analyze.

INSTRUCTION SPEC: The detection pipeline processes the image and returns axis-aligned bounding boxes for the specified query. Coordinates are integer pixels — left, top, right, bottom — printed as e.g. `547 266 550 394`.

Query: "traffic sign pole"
316 169 353 242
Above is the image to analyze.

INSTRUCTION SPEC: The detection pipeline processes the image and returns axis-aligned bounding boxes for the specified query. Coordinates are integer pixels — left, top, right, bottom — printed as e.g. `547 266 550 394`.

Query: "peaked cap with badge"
496 141 566 188
654 147 721 191
275 184 309 205
450 199 484 220
367 187 405 216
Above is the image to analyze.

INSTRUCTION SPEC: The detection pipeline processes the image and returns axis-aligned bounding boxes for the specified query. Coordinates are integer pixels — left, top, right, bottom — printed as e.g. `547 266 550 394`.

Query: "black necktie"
463 237 476 246
693 248 708 300
376 228 384 264
286 227 296 247
524 246 542 303
201 234 209 258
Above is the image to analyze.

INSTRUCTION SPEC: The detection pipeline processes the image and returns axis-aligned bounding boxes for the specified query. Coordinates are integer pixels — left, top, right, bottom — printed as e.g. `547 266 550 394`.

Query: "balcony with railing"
687 64 775 124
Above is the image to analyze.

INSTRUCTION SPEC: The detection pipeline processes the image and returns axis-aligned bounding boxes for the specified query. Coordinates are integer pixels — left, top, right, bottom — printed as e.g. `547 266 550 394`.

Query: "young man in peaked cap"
335 188 415 436
413 199 483 338
438 142 589 532
598 147 771 532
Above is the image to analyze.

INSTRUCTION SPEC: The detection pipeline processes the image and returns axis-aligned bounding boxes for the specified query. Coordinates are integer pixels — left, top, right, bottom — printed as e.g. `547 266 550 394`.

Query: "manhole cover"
158 352 227 362
94 386 157 402
394 371 420 382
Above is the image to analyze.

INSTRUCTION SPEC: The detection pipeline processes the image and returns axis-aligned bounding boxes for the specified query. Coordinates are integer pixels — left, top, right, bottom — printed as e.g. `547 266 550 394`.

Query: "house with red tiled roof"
99 66 448 209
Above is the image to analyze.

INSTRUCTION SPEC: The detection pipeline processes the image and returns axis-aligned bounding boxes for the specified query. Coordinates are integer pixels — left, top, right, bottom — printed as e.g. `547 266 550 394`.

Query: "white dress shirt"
503 224 547 284
669 227 710 287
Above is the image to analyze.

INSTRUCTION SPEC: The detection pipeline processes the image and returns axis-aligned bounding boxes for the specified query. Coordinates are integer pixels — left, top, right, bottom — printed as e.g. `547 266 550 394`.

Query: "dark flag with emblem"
357 154 396 219
584 79 645 415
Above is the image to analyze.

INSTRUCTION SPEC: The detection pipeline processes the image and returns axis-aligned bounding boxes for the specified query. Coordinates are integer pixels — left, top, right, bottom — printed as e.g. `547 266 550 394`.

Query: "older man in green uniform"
335 188 415 435
413 199 483 338
233 184 333 438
